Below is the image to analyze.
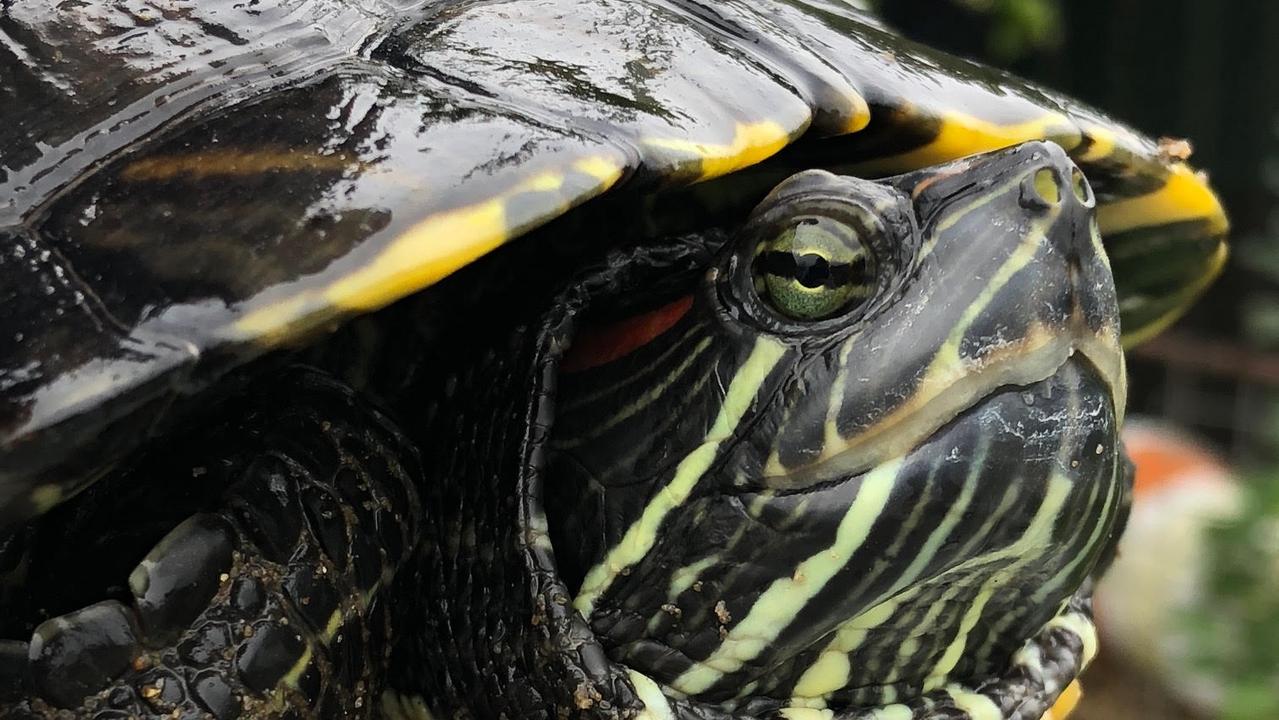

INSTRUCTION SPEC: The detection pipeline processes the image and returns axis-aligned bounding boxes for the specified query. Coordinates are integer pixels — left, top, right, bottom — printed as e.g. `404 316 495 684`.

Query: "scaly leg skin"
610 593 1097 720
841 595 1095 720
0 368 422 718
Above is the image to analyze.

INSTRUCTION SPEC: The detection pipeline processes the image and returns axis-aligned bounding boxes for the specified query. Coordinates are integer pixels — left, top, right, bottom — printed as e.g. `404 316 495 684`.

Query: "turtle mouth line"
763 330 1124 492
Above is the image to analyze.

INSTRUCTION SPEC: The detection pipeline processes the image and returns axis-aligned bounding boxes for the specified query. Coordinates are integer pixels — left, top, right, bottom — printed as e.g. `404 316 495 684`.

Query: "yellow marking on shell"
1042 680 1083 720
857 111 1079 176
573 337 786 617
671 458 903 695
120 149 358 182
327 158 622 311
1072 125 1117 163
628 669 677 720
1121 238 1229 349
575 154 629 184
1098 164 1229 236
844 90 873 134
644 120 792 182
946 687 1003 720
231 156 625 342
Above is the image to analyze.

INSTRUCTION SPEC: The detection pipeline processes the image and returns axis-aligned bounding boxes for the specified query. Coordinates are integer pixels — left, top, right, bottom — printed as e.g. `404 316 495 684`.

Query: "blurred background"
878 2 1279 718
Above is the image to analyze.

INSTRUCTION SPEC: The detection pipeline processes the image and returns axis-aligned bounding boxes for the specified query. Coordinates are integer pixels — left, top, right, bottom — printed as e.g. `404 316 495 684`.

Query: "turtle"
0 1 1229 719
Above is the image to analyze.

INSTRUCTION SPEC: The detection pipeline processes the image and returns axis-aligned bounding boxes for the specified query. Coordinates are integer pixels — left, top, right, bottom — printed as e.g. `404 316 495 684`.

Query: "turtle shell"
0 0 1227 528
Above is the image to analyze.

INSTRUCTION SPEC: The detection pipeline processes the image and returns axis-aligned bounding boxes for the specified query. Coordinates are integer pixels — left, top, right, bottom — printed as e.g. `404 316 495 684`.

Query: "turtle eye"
754 215 876 321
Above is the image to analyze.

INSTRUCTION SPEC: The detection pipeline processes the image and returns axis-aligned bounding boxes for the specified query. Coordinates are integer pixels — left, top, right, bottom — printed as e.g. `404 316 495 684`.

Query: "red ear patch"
562 296 694 373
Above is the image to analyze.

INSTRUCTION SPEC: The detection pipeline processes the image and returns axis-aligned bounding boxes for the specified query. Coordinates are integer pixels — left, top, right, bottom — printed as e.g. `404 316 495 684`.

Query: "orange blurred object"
1042 680 1083 720
1091 419 1239 716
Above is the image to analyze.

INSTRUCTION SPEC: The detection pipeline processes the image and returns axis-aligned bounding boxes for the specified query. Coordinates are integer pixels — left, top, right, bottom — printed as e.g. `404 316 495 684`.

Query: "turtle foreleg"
0 368 422 719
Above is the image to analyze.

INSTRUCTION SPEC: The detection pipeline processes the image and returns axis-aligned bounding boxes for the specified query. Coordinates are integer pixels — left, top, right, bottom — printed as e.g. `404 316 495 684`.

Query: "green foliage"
953 0 1062 61
870 0 1063 61
1237 127 1279 348
1184 474 1279 720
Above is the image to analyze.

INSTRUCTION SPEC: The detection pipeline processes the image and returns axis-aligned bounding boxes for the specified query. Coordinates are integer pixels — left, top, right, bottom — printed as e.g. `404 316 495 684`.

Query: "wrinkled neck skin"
394 143 1126 720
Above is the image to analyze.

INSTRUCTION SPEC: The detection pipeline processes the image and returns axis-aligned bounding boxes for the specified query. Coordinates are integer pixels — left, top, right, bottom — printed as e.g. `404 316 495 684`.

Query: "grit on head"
547 141 1127 713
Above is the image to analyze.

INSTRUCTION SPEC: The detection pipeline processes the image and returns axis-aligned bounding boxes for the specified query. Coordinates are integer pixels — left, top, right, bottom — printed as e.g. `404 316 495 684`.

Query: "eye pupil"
759 251 869 290
753 216 877 321
793 253 829 288
762 251 833 289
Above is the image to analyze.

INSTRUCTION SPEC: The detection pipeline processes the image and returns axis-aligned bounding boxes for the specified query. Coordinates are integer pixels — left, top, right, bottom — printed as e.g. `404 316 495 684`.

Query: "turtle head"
721 140 1125 489
549 141 1125 709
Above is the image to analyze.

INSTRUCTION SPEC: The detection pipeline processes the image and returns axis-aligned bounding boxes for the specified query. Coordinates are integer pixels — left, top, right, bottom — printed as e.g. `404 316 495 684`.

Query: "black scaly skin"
382 244 714 719
382 239 1106 719
0 371 421 718
0 247 1103 717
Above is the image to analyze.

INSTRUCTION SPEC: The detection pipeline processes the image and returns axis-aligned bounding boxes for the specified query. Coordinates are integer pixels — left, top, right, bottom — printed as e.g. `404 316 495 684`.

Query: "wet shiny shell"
0 0 1227 529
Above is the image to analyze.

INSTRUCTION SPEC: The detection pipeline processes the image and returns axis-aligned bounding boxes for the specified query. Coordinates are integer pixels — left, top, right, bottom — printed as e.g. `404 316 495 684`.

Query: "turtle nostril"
1020 167 1063 210
1071 167 1095 207
1034 168 1061 205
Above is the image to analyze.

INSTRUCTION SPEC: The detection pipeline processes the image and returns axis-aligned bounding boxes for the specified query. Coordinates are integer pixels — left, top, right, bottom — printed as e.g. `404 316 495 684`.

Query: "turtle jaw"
582 352 1123 710
735 354 1122 708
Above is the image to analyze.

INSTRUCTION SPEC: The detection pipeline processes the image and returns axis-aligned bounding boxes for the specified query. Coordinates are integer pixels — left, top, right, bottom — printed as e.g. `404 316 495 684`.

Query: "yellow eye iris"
755 216 875 321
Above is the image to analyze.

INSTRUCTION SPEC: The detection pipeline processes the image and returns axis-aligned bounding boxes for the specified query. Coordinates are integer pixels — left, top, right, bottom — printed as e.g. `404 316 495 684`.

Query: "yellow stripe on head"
671 457 903 695
573 337 787 617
